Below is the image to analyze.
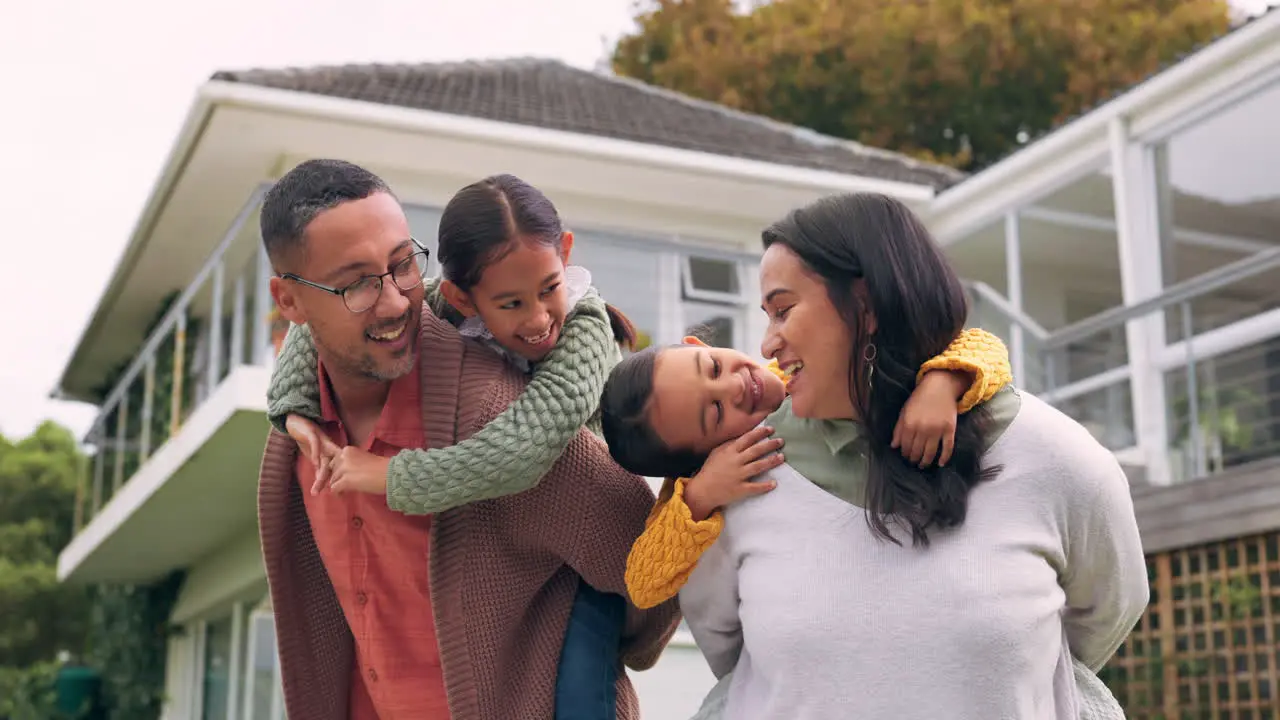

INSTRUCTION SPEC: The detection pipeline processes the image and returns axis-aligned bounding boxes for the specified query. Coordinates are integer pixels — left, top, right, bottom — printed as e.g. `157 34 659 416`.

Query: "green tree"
0 421 92 717
612 0 1233 170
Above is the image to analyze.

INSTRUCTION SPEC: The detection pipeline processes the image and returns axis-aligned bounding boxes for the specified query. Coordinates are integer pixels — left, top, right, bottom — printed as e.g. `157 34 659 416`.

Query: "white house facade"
53 6 1280 717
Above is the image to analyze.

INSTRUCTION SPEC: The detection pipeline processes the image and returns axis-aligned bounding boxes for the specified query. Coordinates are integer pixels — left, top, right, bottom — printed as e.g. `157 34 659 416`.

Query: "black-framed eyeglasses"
280 239 431 314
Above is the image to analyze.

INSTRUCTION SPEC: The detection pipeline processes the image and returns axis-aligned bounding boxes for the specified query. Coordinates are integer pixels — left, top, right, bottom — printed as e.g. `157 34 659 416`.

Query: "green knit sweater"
266 275 622 515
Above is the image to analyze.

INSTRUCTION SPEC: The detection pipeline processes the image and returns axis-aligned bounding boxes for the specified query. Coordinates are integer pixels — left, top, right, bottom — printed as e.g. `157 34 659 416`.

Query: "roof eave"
202 79 938 205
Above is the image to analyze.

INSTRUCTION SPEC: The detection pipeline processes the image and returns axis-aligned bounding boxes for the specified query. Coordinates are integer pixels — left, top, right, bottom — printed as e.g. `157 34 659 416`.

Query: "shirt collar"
770 398 863 456
817 418 863 456
316 355 424 451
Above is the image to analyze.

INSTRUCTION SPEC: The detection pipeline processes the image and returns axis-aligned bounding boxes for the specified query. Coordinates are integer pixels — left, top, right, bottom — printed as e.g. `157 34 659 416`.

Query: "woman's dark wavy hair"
764 192 999 546
438 173 636 348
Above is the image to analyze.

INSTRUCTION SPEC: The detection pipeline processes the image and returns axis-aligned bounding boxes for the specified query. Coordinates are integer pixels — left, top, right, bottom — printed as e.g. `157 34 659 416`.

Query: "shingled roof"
210 58 965 190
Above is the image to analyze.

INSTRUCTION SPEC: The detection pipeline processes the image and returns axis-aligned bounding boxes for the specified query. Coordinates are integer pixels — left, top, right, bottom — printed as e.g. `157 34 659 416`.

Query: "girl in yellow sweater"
612 331 1012 609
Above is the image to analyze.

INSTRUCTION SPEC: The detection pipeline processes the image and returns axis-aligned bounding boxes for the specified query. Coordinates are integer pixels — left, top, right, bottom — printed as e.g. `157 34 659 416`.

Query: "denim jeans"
555 580 625 720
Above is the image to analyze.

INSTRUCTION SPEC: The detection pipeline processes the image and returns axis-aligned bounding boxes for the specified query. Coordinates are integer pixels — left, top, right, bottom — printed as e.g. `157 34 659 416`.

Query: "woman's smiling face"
759 243 866 420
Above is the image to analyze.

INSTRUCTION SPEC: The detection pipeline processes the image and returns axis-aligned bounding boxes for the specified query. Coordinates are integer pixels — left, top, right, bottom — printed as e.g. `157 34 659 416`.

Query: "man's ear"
270 277 306 326
559 230 574 265
439 279 478 318
682 335 709 347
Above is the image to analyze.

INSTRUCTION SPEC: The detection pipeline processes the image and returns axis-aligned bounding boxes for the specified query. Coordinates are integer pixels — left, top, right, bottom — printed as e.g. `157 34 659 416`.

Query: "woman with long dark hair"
601 192 1148 718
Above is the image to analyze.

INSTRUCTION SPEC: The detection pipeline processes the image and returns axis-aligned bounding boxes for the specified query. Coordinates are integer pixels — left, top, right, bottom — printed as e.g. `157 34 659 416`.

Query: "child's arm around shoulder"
625 478 725 609
264 276 455 432
266 323 323 433
384 288 618 514
625 425 783 609
892 328 1014 466
917 327 1013 412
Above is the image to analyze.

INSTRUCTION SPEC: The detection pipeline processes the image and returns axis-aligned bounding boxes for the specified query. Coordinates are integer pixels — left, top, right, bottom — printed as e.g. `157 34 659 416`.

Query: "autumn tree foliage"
612 0 1233 170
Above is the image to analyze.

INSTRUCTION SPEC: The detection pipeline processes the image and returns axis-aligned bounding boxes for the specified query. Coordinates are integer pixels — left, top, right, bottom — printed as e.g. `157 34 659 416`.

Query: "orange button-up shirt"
296 359 450 720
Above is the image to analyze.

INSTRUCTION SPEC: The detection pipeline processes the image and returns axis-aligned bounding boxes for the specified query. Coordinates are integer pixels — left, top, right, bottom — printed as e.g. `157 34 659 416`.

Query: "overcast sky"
0 0 1277 441
0 0 639 441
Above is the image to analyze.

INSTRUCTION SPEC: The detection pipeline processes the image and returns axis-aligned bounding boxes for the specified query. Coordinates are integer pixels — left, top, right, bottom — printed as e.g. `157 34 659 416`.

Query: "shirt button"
356 591 368 605
352 516 363 529
368 667 378 682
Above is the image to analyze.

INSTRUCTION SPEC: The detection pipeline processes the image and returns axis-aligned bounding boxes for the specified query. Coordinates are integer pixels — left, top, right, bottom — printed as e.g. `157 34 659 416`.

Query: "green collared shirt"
766 387 1023 507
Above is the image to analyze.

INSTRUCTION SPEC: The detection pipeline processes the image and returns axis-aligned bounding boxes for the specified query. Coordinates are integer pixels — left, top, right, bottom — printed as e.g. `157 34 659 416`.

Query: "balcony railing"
74 185 274 531
70 178 1280 531
968 244 1280 486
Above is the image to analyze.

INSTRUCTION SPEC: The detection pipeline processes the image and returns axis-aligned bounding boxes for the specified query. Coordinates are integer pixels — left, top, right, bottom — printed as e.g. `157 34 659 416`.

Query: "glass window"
685 256 740 295
201 616 234 720
1157 77 1280 331
244 613 279 720
572 234 664 350
683 302 738 350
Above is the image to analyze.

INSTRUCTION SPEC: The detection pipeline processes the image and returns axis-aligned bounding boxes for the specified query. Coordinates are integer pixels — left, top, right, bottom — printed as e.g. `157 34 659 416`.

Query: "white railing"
69 185 1280 530
967 245 1280 485
75 185 274 530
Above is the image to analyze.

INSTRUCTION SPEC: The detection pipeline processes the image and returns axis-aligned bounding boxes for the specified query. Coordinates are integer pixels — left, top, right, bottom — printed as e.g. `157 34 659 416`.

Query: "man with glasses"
255 159 674 720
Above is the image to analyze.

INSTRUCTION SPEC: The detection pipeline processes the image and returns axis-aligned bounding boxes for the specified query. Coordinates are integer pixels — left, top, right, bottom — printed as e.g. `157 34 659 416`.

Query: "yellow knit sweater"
624 328 1014 609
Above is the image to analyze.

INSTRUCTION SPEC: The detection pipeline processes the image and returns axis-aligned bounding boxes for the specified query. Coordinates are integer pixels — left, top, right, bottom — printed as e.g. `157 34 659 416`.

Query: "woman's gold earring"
863 342 877 388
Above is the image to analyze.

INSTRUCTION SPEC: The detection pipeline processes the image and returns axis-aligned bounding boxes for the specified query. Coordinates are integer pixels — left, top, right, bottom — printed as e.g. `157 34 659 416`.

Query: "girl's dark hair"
437 173 637 349
600 346 707 479
763 192 998 547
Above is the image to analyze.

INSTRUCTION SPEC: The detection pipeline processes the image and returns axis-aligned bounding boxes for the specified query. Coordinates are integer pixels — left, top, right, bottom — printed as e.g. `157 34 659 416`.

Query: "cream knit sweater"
681 391 1148 719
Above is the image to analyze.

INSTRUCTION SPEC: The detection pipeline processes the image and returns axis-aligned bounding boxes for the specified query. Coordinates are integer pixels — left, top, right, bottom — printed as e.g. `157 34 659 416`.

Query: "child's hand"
683 425 785 521
285 414 340 492
891 370 968 467
328 447 392 496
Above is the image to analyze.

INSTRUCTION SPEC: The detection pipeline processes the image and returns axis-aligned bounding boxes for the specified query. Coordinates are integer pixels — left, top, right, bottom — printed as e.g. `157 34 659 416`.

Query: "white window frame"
186 598 285 720
678 253 754 353
239 607 285 720
189 620 208 718
680 254 748 305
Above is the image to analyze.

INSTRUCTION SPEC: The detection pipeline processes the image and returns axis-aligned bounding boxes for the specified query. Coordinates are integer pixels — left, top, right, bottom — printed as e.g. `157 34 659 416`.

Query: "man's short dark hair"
259 159 392 267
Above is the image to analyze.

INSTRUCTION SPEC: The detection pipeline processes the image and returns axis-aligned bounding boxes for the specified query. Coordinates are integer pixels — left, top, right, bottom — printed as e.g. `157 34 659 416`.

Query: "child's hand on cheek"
891 370 968 467
683 425 785 521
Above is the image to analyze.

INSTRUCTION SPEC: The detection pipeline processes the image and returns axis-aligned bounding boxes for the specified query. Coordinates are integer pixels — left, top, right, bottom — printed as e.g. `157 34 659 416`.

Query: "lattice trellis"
1099 532 1280 719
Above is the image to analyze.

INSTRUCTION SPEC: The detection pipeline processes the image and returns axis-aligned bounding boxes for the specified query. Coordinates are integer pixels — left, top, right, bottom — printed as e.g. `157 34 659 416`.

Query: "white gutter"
929 7 1280 244
199 79 937 204
51 91 219 403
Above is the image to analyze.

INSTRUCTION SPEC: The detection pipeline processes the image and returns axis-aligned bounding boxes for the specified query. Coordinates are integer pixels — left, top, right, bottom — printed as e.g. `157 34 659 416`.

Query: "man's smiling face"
273 191 424 382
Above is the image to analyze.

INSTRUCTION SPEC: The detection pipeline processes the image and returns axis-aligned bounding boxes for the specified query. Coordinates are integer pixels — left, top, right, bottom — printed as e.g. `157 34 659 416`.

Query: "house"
53 5 1280 716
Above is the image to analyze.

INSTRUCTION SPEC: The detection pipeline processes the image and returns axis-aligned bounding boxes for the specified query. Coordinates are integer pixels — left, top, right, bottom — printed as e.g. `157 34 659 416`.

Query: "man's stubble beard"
314 319 419 384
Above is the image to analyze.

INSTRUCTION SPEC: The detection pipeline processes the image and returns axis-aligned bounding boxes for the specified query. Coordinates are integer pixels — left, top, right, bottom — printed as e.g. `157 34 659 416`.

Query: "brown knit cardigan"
257 309 680 720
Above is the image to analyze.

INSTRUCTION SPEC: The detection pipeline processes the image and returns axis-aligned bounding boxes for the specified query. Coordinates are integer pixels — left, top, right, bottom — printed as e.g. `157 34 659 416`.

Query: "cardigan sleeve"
916 327 1013 413
264 276 454 433
625 477 725 609
511 425 682 671
384 288 618 514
